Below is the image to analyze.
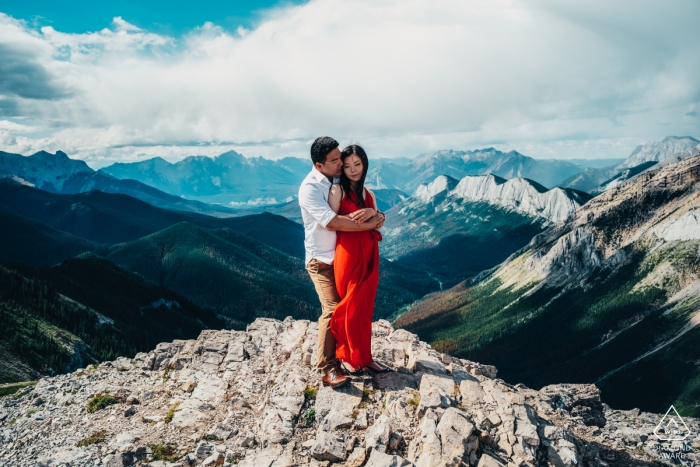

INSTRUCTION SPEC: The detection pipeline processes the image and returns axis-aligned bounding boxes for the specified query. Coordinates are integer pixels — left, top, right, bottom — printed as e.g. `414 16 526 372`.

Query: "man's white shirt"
298 168 338 266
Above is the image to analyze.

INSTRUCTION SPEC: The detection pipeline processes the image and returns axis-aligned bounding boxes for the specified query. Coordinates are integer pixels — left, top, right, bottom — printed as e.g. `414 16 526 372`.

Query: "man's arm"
347 189 384 228
326 215 378 232
299 182 382 232
299 182 338 227
328 184 342 214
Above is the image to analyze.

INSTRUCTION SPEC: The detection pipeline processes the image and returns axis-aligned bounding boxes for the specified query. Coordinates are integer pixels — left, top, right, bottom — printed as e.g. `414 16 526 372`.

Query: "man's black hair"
310 136 339 165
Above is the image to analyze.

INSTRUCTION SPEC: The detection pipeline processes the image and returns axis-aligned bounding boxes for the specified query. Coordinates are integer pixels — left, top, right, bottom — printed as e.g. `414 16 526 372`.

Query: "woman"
328 144 390 374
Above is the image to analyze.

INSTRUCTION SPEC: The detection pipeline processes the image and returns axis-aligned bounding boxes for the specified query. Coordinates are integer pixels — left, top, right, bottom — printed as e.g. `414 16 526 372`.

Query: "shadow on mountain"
0 257 223 383
0 210 105 266
0 179 304 258
392 228 543 288
105 222 318 328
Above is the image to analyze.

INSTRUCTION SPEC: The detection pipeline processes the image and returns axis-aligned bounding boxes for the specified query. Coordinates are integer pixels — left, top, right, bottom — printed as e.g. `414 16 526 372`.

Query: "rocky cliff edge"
1 318 697 467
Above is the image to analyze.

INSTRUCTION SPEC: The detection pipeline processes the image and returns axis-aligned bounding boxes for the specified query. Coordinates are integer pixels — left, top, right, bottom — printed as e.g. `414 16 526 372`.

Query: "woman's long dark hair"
340 144 369 208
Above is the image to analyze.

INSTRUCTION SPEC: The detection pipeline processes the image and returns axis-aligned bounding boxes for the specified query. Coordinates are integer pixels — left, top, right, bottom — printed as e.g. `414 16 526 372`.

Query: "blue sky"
0 0 698 168
0 0 305 34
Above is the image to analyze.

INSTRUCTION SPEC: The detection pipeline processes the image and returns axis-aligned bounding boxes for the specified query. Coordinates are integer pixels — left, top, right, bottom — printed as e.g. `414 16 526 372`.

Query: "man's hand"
376 212 386 230
374 211 386 229
349 208 376 224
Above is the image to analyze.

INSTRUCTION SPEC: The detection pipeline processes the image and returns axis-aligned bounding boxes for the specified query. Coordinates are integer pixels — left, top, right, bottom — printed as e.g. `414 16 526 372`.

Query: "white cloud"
0 120 36 132
0 0 699 168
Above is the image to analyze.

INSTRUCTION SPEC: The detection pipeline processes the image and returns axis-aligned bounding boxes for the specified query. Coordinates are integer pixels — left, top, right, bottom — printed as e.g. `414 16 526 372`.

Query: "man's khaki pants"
306 258 340 374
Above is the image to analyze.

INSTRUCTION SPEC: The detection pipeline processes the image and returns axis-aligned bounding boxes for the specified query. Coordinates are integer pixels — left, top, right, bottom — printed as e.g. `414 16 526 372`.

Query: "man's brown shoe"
321 368 349 388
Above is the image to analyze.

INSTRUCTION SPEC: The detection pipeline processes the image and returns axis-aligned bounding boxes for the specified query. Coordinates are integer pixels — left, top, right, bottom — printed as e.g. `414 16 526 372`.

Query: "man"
299 136 385 388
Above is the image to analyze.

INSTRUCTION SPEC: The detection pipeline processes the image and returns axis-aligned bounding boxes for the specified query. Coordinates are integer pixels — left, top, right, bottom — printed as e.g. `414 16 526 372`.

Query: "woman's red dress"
331 188 382 369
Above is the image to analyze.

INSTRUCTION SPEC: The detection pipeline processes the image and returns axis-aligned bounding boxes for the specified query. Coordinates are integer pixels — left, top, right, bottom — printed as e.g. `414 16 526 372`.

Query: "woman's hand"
349 208 376 224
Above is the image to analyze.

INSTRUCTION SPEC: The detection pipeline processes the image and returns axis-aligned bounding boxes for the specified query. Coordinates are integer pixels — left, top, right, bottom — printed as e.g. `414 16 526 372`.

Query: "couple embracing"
299 136 391 389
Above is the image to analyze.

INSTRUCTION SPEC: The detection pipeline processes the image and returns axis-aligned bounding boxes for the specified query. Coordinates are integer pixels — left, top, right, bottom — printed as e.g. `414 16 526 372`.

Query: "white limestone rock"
366 414 393 453
365 449 415 467
416 373 455 416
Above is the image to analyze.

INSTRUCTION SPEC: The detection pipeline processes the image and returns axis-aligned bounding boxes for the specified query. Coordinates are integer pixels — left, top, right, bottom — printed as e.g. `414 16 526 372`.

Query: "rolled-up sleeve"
299 182 337 228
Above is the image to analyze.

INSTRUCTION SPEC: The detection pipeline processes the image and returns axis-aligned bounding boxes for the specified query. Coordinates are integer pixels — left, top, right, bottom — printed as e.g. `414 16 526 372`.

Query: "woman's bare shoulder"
330 183 345 200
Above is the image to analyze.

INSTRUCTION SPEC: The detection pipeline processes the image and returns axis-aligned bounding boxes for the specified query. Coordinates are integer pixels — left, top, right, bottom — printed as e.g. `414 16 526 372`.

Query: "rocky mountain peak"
396 173 588 230
148 157 174 167
1 317 682 467
617 136 700 170
0 150 94 192
495 153 700 294
447 175 587 223
413 175 459 202
573 154 700 245
30 150 59 159
28 150 92 170
214 151 246 165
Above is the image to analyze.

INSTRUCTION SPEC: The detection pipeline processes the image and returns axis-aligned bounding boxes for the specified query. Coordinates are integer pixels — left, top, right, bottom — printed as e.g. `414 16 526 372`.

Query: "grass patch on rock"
407 392 420 407
226 452 243 464
86 394 118 413
162 363 174 383
0 381 37 398
164 401 180 423
299 408 316 427
150 443 179 462
303 386 317 400
359 387 377 408
77 430 108 447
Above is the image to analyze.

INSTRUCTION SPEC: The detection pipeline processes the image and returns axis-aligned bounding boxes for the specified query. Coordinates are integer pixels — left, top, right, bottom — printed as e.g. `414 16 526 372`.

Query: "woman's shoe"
365 361 391 373
340 361 360 375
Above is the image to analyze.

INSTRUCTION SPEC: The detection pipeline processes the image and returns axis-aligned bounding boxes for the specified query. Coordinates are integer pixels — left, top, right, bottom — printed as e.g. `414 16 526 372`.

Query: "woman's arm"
325 185 379 231
349 188 377 223
328 184 343 214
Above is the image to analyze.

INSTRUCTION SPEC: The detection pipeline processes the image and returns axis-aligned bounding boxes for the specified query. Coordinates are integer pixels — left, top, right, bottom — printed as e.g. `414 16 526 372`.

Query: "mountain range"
365 148 593 193
2 135 700 409
0 150 240 217
0 175 433 332
0 178 304 258
96 148 625 207
6 137 697 217
380 174 591 287
617 135 700 169
560 136 700 193
100 151 311 206
395 153 700 415
0 197 320 330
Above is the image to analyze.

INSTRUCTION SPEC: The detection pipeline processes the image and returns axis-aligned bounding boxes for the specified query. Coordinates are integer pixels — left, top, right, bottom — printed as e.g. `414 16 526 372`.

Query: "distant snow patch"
229 197 278 206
